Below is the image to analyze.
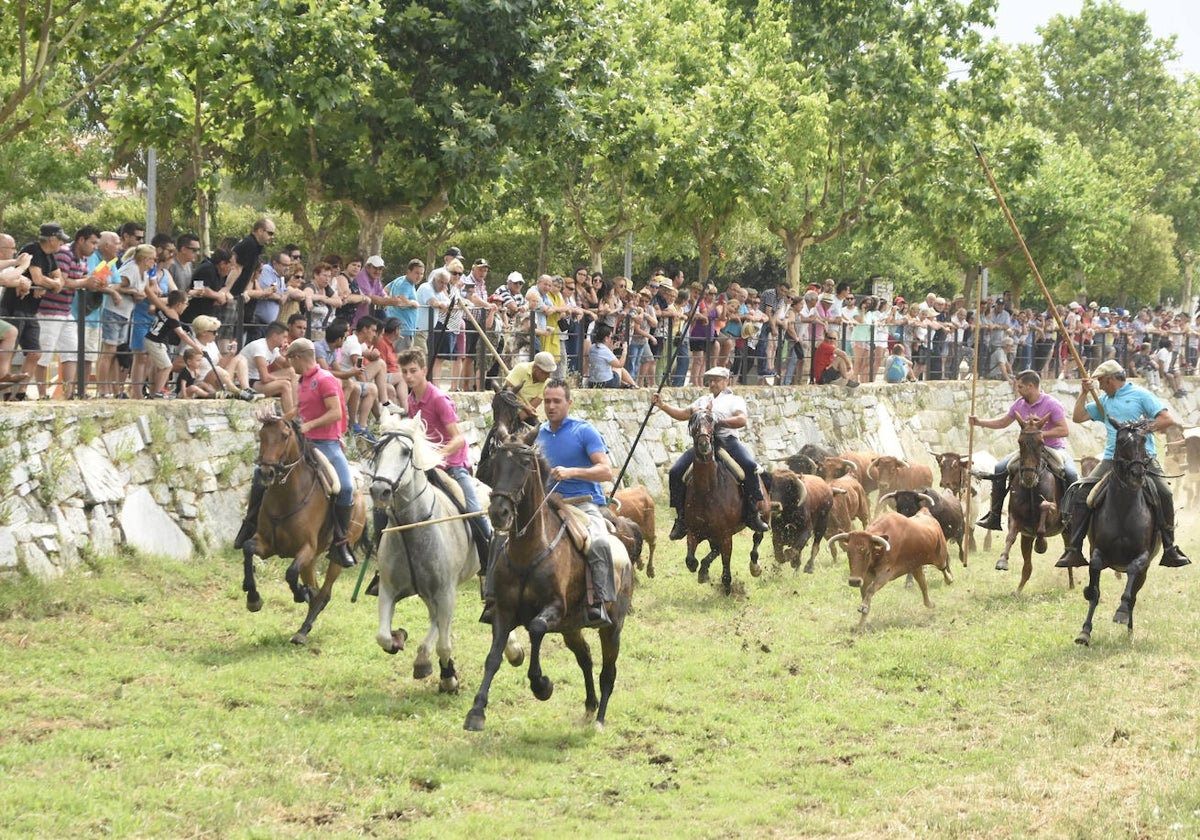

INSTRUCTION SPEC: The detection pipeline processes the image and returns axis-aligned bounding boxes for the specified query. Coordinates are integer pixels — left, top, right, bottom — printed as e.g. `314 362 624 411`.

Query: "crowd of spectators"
1 219 1194 419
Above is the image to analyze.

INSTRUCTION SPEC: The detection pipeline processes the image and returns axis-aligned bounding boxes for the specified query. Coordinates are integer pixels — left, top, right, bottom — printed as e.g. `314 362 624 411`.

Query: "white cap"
704 366 732 379
533 351 557 372
365 255 385 268
507 271 524 284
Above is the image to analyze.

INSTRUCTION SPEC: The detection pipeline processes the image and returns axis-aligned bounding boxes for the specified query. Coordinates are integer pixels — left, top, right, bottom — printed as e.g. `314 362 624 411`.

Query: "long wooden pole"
964 268 984 567
381 510 485 534
970 140 1105 420
456 300 537 415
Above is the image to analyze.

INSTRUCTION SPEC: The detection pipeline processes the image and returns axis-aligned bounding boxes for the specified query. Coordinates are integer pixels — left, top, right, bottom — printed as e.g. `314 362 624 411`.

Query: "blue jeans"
994 451 1078 487
671 349 689 386
310 438 354 506
446 465 492 537
668 435 763 508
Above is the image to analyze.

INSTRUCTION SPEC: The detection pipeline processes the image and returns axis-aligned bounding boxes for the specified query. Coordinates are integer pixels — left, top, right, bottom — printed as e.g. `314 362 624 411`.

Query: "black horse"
1075 419 1159 646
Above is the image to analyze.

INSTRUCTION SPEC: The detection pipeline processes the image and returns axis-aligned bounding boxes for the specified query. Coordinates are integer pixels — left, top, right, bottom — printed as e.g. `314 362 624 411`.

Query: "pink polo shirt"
407 382 470 469
298 365 348 440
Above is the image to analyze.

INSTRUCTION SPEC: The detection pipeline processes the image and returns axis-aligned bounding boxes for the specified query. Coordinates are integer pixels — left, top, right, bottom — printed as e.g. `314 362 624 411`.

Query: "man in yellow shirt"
503 351 557 425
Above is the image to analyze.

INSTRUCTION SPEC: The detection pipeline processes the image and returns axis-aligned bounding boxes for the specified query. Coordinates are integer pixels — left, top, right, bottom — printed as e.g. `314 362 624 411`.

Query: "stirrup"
584 601 612 629
478 600 495 625
1055 548 1088 568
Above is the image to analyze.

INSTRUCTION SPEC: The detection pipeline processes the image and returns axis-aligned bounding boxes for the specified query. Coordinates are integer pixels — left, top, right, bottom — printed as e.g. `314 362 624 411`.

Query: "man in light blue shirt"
384 258 423 349
1057 360 1190 568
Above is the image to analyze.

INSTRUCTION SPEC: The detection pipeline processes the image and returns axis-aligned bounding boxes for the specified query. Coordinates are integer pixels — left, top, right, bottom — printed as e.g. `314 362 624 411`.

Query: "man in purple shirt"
969 369 1078 530
397 347 492 576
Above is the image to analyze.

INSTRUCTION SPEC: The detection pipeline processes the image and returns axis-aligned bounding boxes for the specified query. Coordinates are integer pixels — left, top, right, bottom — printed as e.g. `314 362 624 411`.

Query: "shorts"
7 312 40 352
83 325 102 363
129 309 154 352
818 367 844 385
0 318 13 340
147 340 173 370
36 316 80 365
689 336 710 353
102 309 131 345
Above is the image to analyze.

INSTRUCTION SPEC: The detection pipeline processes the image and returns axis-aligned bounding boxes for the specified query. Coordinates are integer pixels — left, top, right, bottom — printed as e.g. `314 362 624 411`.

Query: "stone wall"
1 380 1191 579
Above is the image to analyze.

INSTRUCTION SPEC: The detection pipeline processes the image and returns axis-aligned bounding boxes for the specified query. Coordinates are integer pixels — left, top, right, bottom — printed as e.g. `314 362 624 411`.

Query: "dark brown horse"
242 414 367 644
1076 419 1159 646
996 415 1070 593
477 388 528 486
465 437 634 732
682 410 768 594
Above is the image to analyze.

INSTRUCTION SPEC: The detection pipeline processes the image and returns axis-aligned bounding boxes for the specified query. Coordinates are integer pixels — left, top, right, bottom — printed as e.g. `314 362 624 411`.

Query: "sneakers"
238 388 263 402
353 424 378 444
844 379 860 389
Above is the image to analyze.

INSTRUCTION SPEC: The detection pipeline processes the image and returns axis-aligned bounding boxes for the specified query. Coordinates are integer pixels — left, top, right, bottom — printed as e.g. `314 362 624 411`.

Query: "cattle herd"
767 441 1062 624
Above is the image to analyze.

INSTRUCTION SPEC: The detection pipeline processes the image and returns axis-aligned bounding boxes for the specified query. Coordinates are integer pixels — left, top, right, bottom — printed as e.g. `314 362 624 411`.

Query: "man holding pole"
503 350 558 425
1055 360 1190 569
397 347 492 570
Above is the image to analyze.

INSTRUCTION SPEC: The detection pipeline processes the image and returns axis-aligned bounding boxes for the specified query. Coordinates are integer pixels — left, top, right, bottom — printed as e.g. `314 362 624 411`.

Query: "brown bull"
827 474 869 561
868 455 934 496
934 452 971 498
767 469 834 573
878 488 970 567
612 486 657 578
828 509 952 626
819 450 879 495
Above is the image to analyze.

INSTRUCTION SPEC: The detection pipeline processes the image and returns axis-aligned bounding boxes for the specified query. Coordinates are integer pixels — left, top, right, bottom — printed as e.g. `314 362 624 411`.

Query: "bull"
827 474 870 562
765 469 833 573
868 455 934 498
612 486 656 578
878 488 970 567
784 443 838 476
827 509 952 626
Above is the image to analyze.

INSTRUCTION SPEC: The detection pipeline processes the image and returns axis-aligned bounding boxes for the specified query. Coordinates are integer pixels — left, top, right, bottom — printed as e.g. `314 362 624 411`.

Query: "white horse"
369 413 522 692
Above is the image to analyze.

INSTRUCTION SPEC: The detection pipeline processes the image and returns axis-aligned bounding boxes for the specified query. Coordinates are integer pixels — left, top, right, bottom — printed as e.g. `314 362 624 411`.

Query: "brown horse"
996 415 1070 593
682 410 768 594
465 436 634 732
242 415 367 644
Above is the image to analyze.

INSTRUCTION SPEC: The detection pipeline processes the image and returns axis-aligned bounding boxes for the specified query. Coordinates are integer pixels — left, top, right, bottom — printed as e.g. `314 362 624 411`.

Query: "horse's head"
486 436 548 533
256 415 301 484
1112 418 1152 486
689 410 716 460
491 389 524 439
369 415 443 507
1015 415 1048 488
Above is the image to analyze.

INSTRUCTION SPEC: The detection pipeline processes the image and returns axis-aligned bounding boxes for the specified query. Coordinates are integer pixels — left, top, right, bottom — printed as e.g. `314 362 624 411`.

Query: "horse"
681 410 768 594
368 413 522 692
241 413 367 645
477 387 527 486
465 436 634 732
996 415 1070 593
1075 419 1160 646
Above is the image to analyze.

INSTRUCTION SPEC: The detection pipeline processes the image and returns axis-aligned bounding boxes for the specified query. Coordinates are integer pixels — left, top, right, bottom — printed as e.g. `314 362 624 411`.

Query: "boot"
1055 488 1091 568
478 534 503 625
233 481 266 549
976 476 1006 531
328 504 357 568
1160 535 1191 567
744 493 770 533
668 511 688 541
584 543 614 629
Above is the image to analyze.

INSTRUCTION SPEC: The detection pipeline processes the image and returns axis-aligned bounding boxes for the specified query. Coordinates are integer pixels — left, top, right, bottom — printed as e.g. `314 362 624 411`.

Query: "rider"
397 347 493 571
1056 359 1190 569
502 350 557 426
968 369 1078 530
481 378 617 628
231 338 357 566
653 365 771 541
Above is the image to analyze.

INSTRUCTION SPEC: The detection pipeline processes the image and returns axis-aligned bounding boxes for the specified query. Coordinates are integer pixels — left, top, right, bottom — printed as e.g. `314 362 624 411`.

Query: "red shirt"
813 340 836 382
298 364 347 440
375 337 399 373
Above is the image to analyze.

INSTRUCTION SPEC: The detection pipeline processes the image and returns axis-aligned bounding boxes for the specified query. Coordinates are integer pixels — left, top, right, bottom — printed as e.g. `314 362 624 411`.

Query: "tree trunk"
777 228 806 288
693 221 718 284
1182 251 1195 312
197 187 211 255
537 215 552 279
354 207 397 258
588 240 604 274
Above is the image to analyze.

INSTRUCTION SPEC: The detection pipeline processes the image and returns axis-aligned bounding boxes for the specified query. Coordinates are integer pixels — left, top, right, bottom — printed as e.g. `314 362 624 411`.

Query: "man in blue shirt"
384 259 423 350
1056 360 1190 568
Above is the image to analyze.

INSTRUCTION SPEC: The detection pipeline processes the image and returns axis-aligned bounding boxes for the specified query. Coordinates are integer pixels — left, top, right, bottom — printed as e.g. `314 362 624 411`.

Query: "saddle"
1085 471 1161 513
1004 447 1068 483
547 493 616 555
683 447 747 483
310 448 341 497
426 468 468 510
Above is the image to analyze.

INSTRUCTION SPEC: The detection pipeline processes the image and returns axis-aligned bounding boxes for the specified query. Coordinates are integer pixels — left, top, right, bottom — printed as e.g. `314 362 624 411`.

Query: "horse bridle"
1114 426 1151 483
489 441 557 537
690 410 715 459
257 419 305 484
369 430 418 496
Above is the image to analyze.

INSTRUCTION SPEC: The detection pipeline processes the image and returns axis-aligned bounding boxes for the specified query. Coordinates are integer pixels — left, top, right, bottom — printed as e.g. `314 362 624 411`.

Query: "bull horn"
611 497 623 513
897 457 909 468
921 490 939 509
867 458 879 479
832 486 847 495
794 478 807 507
840 458 858 472
869 534 892 552
1165 439 1186 448
827 533 850 547
878 491 897 508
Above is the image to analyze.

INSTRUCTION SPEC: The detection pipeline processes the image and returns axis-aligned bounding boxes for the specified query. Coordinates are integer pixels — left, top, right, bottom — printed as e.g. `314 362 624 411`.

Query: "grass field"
2 511 1199 839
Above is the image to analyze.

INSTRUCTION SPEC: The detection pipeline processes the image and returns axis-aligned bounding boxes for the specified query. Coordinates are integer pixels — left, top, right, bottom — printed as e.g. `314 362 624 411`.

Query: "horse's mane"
379 411 447 472
496 436 552 491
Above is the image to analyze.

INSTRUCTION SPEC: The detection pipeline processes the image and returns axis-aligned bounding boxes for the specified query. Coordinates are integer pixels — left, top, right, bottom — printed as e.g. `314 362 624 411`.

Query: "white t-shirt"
111 261 147 319
238 338 277 382
340 334 364 371
690 389 748 441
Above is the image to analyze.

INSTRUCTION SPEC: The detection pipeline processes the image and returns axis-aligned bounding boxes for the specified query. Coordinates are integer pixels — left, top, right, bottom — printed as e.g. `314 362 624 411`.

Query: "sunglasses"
449 270 463 276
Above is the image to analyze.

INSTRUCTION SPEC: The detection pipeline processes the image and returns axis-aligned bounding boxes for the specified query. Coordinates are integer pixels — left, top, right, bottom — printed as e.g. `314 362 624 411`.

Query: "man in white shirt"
238 321 295 412
653 366 770 539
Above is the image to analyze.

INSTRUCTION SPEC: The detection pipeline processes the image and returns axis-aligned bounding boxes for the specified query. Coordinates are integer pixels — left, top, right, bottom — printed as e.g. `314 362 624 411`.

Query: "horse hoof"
290 632 308 645
995 559 1009 571
646 564 655 579
413 662 433 680
532 677 554 702
1113 608 1131 626
246 595 263 612
685 557 698 573
505 643 525 669
1034 537 1047 554
1075 632 1091 646
439 677 459 694
386 629 407 654
697 569 709 584
593 719 606 733
464 711 486 732
749 562 762 578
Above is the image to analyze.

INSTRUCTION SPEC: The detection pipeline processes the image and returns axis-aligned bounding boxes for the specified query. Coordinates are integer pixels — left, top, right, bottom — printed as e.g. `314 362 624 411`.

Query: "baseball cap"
1091 359 1124 378
703 366 732 379
507 271 524 284
473 258 489 267
893 296 906 305
191 315 221 334
365 255 385 268
40 222 69 240
285 337 315 357
444 247 462 258
533 351 557 372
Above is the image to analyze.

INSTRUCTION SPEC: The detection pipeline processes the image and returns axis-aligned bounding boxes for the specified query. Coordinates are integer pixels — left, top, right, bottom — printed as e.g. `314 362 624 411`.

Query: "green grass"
2 515 1200 838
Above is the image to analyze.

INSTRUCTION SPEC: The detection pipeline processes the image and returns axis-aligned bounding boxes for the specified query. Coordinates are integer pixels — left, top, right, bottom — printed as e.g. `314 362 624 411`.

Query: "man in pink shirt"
398 347 492 573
